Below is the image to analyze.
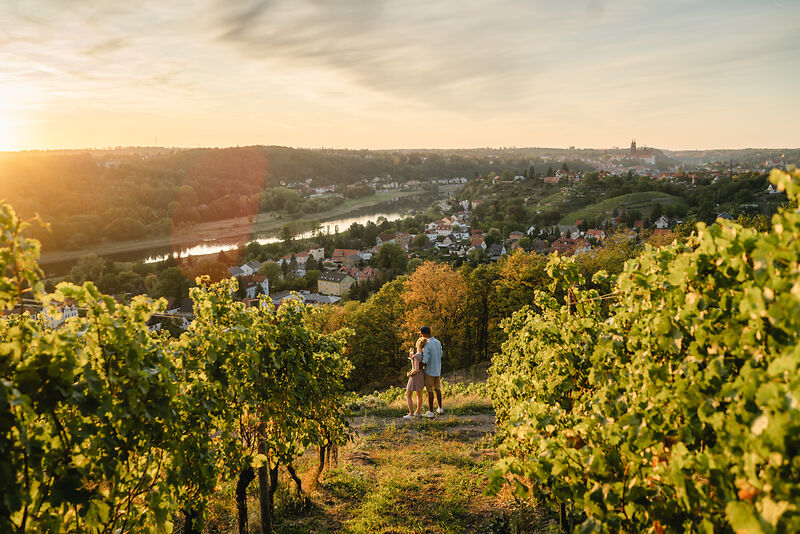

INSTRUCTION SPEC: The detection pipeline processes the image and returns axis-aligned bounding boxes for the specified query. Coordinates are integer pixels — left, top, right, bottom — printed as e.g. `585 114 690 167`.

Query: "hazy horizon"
2 143 799 154
2 0 798 152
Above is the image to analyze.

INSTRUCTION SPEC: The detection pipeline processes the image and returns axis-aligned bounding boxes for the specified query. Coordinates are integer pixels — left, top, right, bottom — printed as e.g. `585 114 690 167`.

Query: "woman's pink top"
406 353 425 392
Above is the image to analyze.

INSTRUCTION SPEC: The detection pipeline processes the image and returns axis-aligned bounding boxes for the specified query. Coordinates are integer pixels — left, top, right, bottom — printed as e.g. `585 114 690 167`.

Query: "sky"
0 0 798 151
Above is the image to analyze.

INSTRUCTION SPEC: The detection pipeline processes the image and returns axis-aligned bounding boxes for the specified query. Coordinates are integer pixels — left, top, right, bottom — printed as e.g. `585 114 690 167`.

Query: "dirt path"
267 410 552 534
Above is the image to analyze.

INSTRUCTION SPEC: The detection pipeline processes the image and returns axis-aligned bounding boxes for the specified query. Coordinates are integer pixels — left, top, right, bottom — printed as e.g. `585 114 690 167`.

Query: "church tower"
630 140 637 155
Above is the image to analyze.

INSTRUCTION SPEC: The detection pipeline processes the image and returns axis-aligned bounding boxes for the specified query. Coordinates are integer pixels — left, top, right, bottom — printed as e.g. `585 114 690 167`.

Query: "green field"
559 191 680 225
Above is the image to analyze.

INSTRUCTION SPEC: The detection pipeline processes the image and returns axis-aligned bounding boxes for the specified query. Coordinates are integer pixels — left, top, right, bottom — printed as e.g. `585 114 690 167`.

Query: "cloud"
210 0 552 110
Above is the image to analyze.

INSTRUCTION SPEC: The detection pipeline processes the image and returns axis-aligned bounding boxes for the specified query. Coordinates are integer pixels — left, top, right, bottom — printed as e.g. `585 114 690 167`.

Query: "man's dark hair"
420 326 431 336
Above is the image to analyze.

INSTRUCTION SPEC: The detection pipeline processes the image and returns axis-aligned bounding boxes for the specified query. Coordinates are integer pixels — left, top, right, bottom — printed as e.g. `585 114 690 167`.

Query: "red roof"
332 249 360 262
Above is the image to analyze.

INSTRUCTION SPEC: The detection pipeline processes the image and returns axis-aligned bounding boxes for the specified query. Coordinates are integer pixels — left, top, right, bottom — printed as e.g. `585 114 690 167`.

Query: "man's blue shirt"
422 337 443 376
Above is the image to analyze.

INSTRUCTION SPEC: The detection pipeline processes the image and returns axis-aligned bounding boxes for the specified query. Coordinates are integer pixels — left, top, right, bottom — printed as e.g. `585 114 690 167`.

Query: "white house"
654 216 670 230
40 301 79 329
307 247 325 261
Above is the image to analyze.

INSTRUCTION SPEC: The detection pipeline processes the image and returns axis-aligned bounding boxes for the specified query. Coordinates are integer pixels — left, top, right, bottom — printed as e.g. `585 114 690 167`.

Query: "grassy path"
200 386 555 534
269 412 551 534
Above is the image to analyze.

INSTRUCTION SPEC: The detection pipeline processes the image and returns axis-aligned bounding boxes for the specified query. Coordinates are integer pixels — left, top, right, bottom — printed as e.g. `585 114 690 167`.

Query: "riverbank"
39 186 457 268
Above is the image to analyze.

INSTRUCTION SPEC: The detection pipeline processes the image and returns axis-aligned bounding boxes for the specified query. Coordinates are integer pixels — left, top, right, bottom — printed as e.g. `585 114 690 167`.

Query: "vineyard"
0 202 352 533
2 168 799 534
488 168 800 532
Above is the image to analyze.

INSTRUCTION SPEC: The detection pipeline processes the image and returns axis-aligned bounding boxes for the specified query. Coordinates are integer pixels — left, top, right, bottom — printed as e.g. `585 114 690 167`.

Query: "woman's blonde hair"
415 336 428 353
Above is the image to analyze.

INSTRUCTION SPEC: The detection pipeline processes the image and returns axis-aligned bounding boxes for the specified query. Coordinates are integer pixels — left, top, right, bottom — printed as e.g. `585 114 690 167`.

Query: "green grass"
559 191 680 225
202 381 552 533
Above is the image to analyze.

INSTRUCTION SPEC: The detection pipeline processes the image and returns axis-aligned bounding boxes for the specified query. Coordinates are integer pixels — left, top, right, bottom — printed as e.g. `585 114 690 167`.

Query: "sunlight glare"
0 112 16 151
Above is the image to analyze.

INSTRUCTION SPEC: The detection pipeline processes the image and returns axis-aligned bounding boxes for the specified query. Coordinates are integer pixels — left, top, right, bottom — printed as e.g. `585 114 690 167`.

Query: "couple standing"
404 325 443 419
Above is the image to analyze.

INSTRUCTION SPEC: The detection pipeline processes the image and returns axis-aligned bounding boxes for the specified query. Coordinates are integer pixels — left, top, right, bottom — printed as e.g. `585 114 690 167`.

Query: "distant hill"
560 191 681 225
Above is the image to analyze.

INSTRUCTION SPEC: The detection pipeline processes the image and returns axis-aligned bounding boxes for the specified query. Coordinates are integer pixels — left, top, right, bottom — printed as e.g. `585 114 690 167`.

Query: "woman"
403 337 427 419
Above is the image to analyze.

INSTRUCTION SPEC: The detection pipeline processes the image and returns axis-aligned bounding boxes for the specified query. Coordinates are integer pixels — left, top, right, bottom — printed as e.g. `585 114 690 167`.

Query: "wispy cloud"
0 0 798 148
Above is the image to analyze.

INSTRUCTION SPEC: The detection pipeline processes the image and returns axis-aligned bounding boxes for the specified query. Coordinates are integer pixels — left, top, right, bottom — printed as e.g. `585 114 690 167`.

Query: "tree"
546 166 555 177
466 247 488 267
155 266 193 300
413 233 429 249
244 241 263 262
346 280 408 387
258 261 283 284
561 162 569 173
375 242 407 278
484 228 503 247
650 202 663 220
494 250 549 319
70 253 106 283
402 262 468 362
280 224 293 244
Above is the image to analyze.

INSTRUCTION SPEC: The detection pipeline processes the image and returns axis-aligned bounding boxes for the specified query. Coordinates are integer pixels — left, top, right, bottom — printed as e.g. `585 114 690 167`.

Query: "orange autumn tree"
402 261 468 365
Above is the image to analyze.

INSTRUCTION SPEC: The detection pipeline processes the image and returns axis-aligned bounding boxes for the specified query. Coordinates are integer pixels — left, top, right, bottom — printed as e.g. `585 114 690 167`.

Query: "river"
142 208 411 263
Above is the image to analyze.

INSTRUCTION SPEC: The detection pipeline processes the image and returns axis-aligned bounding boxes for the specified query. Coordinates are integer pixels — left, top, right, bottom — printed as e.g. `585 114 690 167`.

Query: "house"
439 235 456 247
228 261 261 277
395 233 412 251
242 261 261 276
179 298 195 316
488 243 506 259
331 248 360 264
307 247 325 261
146 316 162 332
227 266 245 277
357 267 378 283
654 216 670 229
303 292 341 305
271 291 305 307
544 176 560 185
574 237 592 255
436 223 453 237
532 239 549 254
239 275 269 299
717 212 734 221
586 229 606 241
342 253 362 269
470 236 486 249
293 251 310 264
376 233 396 247
40 299 79 329
509 231 524 242
550 235 577 255
317 272 356 296
633 220 644 229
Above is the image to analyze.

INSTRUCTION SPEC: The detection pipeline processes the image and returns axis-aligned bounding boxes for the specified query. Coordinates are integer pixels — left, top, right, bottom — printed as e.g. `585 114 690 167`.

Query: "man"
419 325 443 417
